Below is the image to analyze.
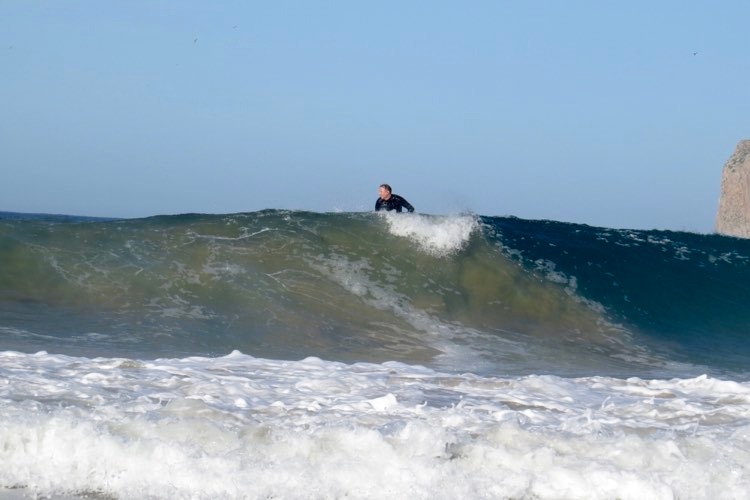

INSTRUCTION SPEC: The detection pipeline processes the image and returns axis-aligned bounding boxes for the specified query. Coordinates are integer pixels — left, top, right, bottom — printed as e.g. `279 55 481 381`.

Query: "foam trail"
309 253 521 372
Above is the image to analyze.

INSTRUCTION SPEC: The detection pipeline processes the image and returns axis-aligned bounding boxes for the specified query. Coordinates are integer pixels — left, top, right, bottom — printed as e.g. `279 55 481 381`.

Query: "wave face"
1 210 749 378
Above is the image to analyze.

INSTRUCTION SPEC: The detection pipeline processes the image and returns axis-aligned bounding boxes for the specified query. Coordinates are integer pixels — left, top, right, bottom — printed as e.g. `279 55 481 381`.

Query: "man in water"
375 184 415 213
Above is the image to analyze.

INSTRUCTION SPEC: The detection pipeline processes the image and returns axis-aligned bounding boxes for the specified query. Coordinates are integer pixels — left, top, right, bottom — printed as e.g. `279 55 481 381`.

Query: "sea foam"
1 351 749 499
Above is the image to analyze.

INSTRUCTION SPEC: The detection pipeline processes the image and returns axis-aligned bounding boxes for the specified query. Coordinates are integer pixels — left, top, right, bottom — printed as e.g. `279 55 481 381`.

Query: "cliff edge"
716 140 750 238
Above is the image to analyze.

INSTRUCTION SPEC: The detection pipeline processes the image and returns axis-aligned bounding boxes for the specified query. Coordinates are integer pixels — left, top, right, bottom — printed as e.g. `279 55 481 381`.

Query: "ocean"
1 210 749 499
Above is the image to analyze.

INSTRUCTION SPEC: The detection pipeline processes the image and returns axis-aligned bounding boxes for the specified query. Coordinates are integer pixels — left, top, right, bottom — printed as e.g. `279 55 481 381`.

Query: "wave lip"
382 212 479 257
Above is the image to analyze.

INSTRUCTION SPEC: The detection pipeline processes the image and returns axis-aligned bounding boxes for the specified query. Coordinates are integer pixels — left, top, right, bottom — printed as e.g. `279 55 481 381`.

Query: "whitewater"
1 210 749 499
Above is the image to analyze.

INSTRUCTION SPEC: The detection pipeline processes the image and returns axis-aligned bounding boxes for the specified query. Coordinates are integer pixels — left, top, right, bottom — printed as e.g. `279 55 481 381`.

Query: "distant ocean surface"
1 210 749 499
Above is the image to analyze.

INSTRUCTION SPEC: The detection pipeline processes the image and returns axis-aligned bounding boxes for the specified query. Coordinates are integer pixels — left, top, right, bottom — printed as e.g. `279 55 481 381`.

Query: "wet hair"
379 184 392 193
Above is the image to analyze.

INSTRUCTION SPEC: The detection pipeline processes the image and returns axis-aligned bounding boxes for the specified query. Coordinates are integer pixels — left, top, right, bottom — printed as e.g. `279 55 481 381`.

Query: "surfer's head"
379 184 392 200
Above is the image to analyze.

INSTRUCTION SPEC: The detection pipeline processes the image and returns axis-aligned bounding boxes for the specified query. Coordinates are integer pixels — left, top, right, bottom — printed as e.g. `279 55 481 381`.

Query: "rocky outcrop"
716 140 750 238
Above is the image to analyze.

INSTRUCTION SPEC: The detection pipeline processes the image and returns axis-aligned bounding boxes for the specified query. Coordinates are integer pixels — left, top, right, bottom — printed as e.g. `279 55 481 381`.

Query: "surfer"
375 184 415 213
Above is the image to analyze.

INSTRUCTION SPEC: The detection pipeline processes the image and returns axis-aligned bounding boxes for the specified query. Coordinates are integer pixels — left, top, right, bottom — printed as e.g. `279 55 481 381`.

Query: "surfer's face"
378 187 391 200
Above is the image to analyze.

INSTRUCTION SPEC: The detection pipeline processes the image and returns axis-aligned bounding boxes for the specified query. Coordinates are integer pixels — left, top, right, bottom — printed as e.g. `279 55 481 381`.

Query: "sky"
2 1 749 232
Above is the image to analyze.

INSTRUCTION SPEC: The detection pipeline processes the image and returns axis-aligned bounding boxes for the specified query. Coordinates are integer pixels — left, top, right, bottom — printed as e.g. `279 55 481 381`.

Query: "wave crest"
382 213 479 257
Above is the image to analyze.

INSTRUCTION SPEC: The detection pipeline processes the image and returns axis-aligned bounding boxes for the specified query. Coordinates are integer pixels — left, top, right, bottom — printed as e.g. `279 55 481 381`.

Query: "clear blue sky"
2 1 749 232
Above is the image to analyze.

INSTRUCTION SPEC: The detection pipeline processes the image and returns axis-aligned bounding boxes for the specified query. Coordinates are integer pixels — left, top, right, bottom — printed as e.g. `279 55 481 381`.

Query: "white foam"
382 213 478 257
1 351 749 499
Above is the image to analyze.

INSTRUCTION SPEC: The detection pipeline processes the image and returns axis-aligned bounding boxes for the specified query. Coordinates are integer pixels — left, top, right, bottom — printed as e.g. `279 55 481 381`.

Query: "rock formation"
716 140 750 238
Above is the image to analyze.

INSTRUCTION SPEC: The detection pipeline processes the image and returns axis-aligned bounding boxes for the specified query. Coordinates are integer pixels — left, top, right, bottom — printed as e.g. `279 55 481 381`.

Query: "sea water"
1 210 749 499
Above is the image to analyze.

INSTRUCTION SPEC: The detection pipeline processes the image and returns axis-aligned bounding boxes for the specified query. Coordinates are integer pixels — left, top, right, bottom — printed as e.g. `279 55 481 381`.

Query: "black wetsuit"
375 194 414 213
